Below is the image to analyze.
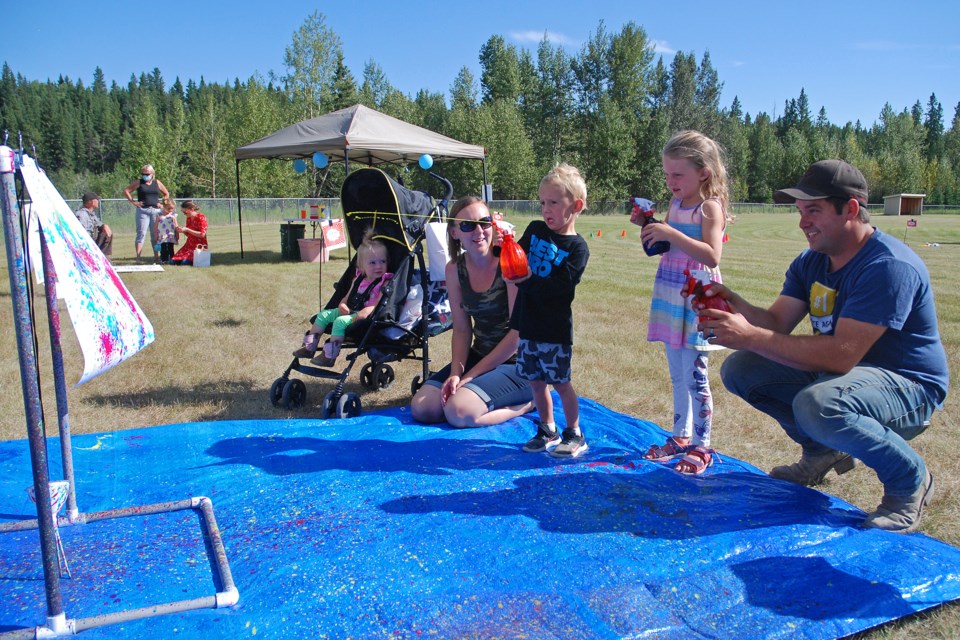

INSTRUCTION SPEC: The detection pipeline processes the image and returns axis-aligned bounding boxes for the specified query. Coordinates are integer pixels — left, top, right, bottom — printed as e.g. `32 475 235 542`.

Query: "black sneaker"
550 428 588 458
522 421 560 452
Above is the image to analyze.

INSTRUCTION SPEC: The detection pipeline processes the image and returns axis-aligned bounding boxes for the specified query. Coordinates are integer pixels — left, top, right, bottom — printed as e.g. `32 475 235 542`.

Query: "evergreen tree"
871 103 926 197
816 106 829 129
450 67 478 111
0 64 27 140
415 90 447 134
923 93 944 160
747 113 784 202
694 51 722 137
330 52 358 110
781 128 813 189
360 61 391 109
666 51 696 132
910 100 923 125
943 101 960 171
718 99 751 201
796 88 812 131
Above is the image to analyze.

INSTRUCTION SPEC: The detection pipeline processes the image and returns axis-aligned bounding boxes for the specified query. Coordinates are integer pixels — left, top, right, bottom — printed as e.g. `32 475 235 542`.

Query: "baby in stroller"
293 228 394 366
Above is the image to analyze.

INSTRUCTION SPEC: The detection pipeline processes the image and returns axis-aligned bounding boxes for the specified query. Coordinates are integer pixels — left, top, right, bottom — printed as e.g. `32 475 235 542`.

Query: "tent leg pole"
482 158 489 202
235 160 244 260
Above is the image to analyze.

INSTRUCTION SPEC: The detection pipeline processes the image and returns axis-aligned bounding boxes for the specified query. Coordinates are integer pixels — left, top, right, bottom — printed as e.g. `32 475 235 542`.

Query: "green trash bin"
280 223 306 260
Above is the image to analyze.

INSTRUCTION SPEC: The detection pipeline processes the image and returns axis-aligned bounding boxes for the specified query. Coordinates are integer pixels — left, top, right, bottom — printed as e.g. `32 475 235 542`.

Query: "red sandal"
643 437 692 462
675 446 721 475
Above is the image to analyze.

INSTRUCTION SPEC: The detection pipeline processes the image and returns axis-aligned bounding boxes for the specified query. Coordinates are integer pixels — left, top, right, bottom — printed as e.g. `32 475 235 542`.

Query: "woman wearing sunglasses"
410 196 534 427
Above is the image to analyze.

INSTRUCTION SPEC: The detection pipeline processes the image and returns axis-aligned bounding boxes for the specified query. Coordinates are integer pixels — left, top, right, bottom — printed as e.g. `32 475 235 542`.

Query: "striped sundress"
646 197 725 351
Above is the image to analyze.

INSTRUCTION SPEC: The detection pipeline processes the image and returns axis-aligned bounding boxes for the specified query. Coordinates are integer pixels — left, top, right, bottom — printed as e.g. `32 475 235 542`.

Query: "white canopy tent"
234 105 487 257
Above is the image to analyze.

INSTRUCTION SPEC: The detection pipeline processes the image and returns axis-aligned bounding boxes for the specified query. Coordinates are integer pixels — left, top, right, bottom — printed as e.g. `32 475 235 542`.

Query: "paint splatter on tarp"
2 398 960 638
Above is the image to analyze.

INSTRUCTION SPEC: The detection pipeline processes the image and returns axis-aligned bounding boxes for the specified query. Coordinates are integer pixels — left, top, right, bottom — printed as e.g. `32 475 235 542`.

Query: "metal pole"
235 159 244 259
0 146 65 625
482 157 489 202
38 232 79 521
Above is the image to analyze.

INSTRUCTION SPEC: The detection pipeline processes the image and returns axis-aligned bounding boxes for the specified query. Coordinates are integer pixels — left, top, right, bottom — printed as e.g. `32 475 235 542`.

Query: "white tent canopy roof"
235 104 486 165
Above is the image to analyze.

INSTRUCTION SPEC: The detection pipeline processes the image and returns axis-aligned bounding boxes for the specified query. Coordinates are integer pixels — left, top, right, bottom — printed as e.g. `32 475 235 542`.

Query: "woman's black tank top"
137 179 161 207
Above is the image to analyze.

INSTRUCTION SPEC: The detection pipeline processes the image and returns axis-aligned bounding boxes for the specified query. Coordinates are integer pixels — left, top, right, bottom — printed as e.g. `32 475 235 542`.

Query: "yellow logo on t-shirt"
809 282 836 335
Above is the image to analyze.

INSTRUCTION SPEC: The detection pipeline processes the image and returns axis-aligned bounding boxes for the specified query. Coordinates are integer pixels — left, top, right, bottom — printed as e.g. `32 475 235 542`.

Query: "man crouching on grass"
697 159 948 533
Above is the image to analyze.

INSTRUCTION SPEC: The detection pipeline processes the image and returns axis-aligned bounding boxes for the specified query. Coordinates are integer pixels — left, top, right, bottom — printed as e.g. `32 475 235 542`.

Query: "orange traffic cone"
597 229 602 237
621 229 627 238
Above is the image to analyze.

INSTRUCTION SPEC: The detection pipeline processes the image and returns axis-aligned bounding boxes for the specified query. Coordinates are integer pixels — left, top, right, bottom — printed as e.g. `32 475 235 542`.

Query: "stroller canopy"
341 168 439 252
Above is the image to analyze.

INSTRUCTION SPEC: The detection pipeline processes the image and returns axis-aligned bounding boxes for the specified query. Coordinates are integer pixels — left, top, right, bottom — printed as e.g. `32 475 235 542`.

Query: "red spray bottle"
493 213 529 280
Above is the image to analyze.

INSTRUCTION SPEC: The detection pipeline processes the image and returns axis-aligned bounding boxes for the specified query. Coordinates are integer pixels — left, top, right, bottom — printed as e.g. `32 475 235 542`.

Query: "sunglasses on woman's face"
457 216 493 232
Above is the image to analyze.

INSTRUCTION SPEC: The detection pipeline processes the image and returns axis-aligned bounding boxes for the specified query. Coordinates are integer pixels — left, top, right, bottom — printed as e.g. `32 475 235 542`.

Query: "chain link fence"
65 198 960 228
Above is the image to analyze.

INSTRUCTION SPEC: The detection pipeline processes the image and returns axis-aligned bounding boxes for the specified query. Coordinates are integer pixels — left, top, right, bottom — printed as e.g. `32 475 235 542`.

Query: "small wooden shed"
883 193 925 215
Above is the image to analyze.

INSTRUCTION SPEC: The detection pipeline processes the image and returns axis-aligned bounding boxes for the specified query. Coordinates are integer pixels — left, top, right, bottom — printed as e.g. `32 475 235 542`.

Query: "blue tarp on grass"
2 397 959 638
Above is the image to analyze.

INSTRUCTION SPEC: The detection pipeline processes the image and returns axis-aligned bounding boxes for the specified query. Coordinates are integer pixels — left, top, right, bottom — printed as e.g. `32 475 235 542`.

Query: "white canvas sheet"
18 155 155 384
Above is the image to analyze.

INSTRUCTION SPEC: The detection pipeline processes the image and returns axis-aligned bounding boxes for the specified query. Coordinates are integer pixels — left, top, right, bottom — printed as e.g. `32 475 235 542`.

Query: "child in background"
156 198 179 264
511 164 591 458
170 200 208 265
641 130 732 475
293 229 393 366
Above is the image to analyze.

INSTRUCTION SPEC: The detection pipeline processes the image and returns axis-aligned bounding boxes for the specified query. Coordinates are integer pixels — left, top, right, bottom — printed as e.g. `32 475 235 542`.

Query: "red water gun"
681 269 731 321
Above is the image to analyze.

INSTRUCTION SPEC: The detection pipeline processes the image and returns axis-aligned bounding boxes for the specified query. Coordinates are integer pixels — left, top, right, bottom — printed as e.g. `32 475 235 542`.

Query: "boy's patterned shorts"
516 338 572 385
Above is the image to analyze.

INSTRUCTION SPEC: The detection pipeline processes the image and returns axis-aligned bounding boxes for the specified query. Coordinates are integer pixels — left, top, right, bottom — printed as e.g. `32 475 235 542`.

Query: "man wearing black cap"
698 159 948 533
75 192 113 260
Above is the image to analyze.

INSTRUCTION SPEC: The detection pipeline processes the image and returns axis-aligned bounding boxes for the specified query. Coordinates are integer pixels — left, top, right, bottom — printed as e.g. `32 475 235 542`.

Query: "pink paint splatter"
99 331 116 358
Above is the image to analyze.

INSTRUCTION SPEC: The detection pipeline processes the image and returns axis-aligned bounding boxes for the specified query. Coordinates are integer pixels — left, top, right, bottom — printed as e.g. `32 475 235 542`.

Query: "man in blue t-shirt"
699 159 948 533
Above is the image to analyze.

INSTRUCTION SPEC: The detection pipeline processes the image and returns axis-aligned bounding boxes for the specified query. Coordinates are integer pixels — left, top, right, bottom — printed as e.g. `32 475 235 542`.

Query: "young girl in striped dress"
640 130 732 474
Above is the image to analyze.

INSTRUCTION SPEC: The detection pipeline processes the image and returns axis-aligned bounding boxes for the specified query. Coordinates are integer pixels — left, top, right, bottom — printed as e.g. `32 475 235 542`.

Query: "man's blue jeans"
720 350 933 496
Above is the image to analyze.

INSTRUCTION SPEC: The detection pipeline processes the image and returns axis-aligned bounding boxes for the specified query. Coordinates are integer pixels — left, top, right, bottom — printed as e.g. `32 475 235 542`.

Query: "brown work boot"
863 471 934 533
769 449 855 486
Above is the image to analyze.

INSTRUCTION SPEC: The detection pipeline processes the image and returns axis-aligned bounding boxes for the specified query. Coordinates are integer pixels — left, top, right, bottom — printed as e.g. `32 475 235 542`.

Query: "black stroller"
269 167 453 419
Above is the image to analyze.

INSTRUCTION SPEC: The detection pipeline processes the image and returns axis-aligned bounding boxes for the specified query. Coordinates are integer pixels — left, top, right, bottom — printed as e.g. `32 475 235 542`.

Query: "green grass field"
2 210 959 638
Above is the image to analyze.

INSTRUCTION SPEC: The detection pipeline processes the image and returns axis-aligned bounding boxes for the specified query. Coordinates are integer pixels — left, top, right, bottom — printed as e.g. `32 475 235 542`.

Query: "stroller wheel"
269 377 286 408
337 392 362 419
411 375 424 396
360 362 376 390
282 379 306 409
374 364 395 390
322 391 340 419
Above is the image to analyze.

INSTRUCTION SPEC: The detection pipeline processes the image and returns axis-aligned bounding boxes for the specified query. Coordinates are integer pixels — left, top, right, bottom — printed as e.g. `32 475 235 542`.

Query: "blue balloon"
312 152 328 169
419 154 433 170
293 159 307 173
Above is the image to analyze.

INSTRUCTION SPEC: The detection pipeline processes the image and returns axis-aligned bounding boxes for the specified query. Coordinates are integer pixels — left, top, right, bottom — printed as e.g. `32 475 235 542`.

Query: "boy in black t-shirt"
509 164 590 458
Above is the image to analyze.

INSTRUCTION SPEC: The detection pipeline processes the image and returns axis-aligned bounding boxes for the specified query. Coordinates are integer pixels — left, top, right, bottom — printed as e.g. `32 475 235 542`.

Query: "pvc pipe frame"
0 149 239 638
0 497 239 639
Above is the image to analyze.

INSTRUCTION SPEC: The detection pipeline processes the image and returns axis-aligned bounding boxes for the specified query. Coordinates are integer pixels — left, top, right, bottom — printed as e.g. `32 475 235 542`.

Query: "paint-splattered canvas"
18 155 154 384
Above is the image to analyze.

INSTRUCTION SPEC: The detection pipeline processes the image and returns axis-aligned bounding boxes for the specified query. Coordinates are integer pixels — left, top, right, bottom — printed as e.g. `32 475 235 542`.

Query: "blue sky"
5 0 958 128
